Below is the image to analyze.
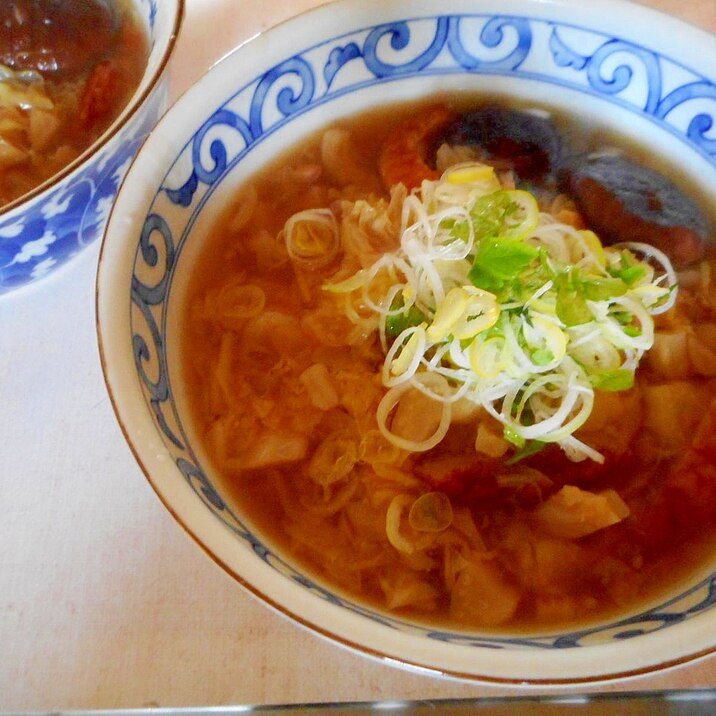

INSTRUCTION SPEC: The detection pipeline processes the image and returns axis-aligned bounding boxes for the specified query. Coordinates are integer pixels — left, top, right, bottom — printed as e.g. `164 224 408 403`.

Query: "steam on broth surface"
181 97 716 631
0 0 149 208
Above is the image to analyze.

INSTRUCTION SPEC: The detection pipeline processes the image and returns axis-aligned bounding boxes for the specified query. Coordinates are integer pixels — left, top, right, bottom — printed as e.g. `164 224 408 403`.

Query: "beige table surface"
2 0 716 711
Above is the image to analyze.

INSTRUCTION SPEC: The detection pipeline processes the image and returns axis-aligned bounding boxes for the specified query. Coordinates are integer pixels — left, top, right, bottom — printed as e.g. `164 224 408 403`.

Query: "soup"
180 97 716 632
0 0 149 207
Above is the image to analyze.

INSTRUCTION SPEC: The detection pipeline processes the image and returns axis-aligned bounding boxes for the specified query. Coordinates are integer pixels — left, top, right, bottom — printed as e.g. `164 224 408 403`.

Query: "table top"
3 0 716 710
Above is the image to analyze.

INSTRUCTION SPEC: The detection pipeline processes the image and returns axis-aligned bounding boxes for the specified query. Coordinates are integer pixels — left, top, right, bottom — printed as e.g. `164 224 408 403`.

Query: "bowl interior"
99 0 716 683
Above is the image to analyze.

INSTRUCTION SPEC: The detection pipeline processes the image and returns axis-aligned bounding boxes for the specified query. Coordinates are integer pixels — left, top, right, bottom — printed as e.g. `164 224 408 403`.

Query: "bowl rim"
96 0 716 685
0 0 186 219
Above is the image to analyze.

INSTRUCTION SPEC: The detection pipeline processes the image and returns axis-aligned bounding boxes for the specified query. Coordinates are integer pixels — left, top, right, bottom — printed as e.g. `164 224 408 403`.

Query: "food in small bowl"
0 0 183 293
98 0 716 683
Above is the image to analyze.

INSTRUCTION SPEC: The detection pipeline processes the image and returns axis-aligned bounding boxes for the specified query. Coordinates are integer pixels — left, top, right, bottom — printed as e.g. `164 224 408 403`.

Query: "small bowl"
98 0 716 684
0 0 184 294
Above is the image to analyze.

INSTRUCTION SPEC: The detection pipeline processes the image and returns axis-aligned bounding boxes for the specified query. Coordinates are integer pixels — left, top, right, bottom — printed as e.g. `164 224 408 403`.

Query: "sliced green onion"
590 369 635 392
307 161 677 463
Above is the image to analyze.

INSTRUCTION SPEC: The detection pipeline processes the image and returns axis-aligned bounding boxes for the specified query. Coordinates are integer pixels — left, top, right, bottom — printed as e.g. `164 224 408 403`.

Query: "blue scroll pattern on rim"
162 14 716 210
131 12 716 649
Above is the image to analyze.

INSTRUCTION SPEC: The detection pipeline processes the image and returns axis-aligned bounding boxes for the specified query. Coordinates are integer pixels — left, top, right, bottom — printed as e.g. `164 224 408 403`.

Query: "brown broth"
180 97 716 633
0 0 150 207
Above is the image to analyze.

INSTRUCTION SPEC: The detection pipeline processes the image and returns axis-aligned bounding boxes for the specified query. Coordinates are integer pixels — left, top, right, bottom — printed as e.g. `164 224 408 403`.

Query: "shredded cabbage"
324 162 677 462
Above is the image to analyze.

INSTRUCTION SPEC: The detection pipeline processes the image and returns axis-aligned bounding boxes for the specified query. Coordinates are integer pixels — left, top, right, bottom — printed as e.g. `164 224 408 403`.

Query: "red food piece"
413 452 550 509
414 453 498 499
79 60 121 128
525 444 614 488
0 0 117 79
378 105 458 190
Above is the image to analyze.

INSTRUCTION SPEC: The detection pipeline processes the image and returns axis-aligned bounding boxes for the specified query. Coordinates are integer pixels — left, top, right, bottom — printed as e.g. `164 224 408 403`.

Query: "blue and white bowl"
0 0 184 294
98 0 716 683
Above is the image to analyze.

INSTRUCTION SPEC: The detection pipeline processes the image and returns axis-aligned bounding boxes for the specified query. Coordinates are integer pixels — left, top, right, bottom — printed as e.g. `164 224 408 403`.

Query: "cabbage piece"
648 331 690 379
299 363 340 411
687 329 716 376
532 485 630 539
379 571 439 611
237 432 308 470
576 388 641 457
0 137 27 167
450 555 521 626
643 381 703 452
475 419 509 458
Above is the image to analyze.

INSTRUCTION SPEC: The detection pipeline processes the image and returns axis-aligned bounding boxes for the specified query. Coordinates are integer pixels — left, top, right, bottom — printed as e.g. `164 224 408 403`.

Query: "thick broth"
180 97 716 632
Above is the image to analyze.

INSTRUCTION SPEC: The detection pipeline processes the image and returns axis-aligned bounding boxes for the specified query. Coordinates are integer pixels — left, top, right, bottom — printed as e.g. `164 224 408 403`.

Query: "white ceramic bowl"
0 0 183 293
97 0 716 684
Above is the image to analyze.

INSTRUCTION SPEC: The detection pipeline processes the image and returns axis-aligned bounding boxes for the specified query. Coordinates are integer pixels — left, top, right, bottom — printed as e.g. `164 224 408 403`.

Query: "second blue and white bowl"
0 0 184 294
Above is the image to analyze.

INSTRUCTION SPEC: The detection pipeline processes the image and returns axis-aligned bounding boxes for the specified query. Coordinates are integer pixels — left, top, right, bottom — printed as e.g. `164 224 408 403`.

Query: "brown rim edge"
0 0 186 218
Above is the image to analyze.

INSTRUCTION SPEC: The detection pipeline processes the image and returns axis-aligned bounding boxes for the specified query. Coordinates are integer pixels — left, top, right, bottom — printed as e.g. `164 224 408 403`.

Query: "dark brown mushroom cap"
562 153 709 267
437 106 566 182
